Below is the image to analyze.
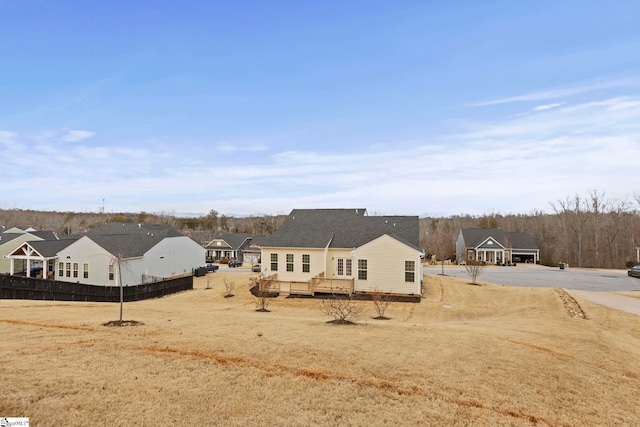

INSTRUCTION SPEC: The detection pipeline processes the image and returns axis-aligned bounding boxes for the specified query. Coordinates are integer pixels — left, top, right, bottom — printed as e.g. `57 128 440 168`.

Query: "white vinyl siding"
56 235 204 287
261 248 324 282
352 234 422 295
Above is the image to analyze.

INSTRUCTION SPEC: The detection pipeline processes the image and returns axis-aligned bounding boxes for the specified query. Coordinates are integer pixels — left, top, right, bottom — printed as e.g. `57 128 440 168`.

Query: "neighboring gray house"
6 223 205 286
259 209 424 296
456 228 539 265
204 232 253 262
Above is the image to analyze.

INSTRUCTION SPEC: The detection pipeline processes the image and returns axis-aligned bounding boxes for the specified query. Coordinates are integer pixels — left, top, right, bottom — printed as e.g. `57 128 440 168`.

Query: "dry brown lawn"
616 291 640 299
2 270 640 426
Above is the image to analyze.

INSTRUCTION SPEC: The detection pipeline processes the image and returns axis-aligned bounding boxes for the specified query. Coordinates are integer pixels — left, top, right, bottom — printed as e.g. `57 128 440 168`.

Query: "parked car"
252 264 262 273
205 263 219 272
228 259 243 268
628 265 640 278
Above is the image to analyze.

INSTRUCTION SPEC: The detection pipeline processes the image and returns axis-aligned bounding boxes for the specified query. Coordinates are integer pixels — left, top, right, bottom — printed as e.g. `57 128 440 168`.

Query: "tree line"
2 190 639 268
421 190 640 269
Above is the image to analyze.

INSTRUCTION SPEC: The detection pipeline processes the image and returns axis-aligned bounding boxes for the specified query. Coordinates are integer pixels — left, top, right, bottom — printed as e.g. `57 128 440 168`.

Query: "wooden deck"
259 272 354 296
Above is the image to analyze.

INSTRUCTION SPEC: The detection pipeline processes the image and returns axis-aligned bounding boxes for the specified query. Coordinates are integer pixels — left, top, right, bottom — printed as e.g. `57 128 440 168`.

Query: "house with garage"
204 232 253 263
6 223 205 286
0 226 57 274
456 228 539 265
259 209 424 296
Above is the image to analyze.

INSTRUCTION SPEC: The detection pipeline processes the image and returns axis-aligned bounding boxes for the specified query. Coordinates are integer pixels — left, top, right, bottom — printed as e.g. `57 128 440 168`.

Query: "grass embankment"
1 271 639 426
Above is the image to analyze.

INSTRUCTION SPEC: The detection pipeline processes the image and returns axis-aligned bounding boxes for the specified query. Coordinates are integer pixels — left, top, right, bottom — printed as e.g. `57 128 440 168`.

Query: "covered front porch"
469 248 510 265
6 242 56 279
260 272 354 296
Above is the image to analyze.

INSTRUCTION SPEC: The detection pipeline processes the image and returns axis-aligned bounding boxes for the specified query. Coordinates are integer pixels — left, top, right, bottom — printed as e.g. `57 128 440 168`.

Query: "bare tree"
464 261 486 285
223 278 235 298
428 229 455 275
370 290 394 320
319 294 364 324
103 254 142 326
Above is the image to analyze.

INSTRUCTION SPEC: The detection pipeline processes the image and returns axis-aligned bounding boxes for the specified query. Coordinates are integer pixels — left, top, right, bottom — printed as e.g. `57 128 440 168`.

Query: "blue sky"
1 1 639 217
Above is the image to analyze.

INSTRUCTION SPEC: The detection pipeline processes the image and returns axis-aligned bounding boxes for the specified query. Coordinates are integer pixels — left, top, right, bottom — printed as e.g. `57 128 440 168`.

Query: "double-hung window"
405 261 415 282
302 254 310 273
270 253 278 271
357 259 367 280
286 254 294 272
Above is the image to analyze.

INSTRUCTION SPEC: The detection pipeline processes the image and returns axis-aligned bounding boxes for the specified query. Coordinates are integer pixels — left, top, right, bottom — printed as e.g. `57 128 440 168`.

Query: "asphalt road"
423 264 640 292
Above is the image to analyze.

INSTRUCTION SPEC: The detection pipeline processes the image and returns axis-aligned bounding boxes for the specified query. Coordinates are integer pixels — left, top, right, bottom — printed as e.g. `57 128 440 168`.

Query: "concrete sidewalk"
571 290 640 316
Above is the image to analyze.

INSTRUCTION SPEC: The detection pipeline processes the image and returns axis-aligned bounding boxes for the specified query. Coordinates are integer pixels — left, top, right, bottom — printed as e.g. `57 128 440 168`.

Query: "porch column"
26 257 32 277
10 258 14 275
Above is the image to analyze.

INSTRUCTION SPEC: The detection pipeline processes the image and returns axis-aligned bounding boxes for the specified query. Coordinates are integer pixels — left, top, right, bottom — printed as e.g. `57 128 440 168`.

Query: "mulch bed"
102 320 145 327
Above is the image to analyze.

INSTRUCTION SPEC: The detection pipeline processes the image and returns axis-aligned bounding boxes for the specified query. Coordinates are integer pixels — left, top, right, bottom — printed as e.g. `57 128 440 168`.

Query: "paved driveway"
424 264 640 292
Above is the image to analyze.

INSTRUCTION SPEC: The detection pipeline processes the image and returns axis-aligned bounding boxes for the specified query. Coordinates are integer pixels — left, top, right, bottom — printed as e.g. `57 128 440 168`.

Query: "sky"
1 1 640 218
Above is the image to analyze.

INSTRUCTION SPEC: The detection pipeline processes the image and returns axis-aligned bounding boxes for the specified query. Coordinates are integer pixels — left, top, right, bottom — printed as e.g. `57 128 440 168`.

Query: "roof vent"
138 224 141 228
355 209 358 213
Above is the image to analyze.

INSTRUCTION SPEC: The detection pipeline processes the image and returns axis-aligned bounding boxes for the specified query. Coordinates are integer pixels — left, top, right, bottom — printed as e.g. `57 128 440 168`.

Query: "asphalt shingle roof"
261 209 421 251
81 222 184 258
206 232 253 250
460 228 538 250
29 239 78 257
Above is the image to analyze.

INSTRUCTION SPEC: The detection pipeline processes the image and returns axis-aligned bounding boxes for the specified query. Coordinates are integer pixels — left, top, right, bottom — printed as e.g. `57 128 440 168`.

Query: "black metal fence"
0 274 193 302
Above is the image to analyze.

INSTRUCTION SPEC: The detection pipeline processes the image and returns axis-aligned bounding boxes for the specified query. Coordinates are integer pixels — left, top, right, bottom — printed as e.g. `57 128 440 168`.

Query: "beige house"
259 209 423 296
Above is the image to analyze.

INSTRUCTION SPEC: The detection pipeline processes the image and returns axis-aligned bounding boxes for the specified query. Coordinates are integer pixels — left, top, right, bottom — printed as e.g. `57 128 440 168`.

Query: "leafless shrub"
320 294 363 324
253 277 271 312
370 290 394 320
464 261 486 285
223 278 235 297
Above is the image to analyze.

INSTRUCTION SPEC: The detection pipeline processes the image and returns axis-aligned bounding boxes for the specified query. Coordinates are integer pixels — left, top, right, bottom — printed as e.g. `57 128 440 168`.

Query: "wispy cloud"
62 130 96 143
533 102 564 111
3 91 640 216
473 78 636 107
216 141 268 152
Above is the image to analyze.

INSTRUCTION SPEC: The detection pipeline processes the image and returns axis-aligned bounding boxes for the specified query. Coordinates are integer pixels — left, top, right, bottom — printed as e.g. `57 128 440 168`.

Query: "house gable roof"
205 232 252 250
24 239 78 258
0 233 25 247
460 228 538 250
261 209 421 251
77 222 184 258
0 228 56 246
